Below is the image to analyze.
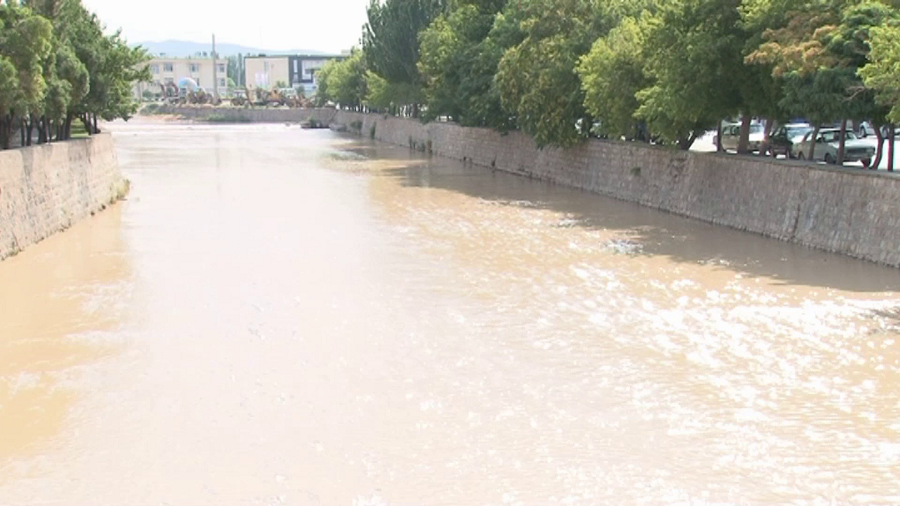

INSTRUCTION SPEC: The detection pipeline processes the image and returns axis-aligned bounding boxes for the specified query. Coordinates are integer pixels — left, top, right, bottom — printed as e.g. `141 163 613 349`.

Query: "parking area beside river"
691 130 900 171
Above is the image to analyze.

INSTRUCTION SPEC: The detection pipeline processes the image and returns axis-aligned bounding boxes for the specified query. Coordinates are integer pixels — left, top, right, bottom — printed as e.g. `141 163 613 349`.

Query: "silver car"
792 128 876 166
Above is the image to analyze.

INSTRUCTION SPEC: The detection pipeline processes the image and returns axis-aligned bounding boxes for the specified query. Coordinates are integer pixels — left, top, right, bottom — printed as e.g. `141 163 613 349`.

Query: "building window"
163 62 173 72
190 63 200 73
164 77 174 84
150 64 159 74
217 63 225 73
218 78 226 87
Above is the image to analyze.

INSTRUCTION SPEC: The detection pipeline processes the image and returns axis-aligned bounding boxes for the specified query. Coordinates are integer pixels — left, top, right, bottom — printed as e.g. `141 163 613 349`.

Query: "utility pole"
212 34 218 100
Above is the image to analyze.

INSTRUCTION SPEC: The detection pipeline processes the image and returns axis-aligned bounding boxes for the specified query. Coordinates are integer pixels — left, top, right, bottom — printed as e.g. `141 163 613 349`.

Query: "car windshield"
787 126 812 138
749 124 764 134
819 130 858 143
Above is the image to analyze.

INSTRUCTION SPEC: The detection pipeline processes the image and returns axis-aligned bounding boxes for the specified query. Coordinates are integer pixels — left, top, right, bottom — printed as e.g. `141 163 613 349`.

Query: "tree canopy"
318 0 900 159
0 0 148 149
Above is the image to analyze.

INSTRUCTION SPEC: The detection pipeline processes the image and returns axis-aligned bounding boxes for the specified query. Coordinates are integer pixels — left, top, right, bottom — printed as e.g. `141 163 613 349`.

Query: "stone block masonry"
0 134 125 261
335 111 900 268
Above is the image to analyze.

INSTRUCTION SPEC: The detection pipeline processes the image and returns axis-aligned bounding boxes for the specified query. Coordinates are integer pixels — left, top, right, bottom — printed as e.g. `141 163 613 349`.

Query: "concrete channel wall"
0 134 125 260
155 105 339 124
159 106 900 267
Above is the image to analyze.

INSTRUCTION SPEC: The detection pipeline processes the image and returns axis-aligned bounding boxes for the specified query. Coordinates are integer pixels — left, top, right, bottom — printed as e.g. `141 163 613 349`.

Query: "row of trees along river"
316 0 900 170
0 0 148 150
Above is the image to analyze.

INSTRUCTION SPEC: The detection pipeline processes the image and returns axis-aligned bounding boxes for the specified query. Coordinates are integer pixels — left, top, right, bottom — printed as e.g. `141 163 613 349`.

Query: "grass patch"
113 179 130 202
69 121 89 139
205 114 252 123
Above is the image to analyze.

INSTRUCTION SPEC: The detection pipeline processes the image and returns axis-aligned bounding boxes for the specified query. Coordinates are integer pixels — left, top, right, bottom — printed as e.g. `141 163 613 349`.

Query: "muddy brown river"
1 121 899 505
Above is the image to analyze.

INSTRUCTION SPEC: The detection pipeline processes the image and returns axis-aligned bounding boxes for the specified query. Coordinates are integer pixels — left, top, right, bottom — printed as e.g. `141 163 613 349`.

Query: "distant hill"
135 40 325 57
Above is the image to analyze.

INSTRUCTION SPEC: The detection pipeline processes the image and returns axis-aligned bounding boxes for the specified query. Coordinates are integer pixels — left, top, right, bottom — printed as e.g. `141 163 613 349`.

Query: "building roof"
148 55 227 61
244 54 345 59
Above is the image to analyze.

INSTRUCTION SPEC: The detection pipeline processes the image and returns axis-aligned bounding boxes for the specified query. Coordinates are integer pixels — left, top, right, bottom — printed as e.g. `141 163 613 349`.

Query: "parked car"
769 123 812 158
855 121 875 138
792 128 876 166
851 121 897 139
714 122 765 152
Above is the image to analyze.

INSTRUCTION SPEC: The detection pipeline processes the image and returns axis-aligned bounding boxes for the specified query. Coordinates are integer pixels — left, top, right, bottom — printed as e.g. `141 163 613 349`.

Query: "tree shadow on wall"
353 142 900 294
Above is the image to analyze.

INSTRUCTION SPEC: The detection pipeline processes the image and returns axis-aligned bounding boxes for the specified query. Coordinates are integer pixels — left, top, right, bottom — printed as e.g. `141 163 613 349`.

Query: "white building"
134 56 228 99
244 54 344 95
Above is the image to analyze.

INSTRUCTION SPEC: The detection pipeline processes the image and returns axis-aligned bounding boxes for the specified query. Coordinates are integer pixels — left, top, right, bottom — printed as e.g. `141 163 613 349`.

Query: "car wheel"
825 153 836 165
787 150 795 159
862 158 871 168
797 152 806 160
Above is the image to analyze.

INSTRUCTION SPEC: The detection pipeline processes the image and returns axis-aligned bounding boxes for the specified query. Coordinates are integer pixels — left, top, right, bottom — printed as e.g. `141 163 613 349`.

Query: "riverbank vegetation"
315 0 900 166
0 0 148 149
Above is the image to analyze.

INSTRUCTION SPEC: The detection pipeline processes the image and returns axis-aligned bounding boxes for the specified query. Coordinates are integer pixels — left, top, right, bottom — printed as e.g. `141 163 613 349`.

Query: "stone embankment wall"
0 134 125 260
156 106 900 266
334 111 900 267
155 105 338 124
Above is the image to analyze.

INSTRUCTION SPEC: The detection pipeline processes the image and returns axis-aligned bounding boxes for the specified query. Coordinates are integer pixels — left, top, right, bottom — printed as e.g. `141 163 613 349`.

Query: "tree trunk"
737 115 751 154
761 118 775 156
837 118 847 165
64 113 73 140
871 123 884 170
36 116 46 144
889 125 895 172
0 116 8 150
82 114 92 135
580 115 593 136
678 132 698 151
25 117 33 146
715 122 723 152
807 125 820 160
92 113 98 134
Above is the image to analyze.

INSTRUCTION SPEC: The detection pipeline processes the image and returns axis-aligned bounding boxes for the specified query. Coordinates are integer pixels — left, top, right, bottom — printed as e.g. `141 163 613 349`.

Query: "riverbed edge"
0 133 125 261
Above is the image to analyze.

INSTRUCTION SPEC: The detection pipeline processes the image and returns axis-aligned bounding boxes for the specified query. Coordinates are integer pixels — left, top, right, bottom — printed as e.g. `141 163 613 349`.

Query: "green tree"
749 0 895 163
861 24 900 123
578 16 650 141
637 0 754 150
227 54 243 87
322 50 368 110
362 0 445 116
493 0 627 148
315 58 336 106
418 0 509 128
0 1 53 147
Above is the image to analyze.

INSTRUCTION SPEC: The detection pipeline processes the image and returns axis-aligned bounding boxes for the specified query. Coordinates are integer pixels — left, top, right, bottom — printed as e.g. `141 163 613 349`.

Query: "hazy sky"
81 0 370 52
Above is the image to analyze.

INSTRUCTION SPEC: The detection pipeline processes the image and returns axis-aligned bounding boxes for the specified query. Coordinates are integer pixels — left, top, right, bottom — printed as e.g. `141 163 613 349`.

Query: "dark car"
769 123 813 158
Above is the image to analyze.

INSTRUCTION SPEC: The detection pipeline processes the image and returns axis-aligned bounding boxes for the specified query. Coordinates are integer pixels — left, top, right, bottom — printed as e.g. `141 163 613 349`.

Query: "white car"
714 122 765 152
793 128 876 166
854 121 896 139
